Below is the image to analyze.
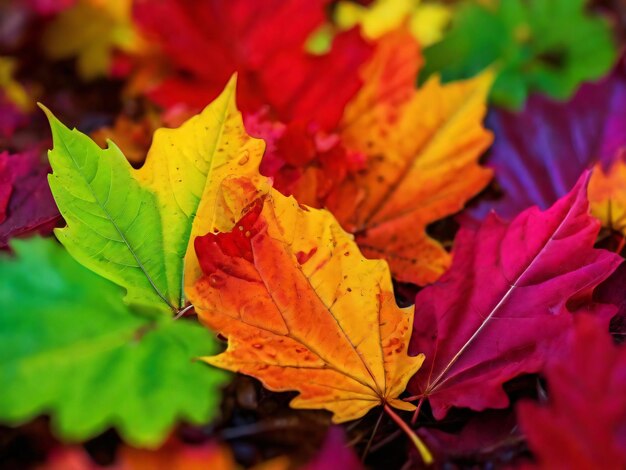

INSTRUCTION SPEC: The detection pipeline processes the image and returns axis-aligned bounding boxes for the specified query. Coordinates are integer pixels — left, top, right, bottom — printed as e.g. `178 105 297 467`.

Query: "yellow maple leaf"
330 31 493 285
335 0 451 46
0 57 32 111
589 153 626 235
42 0 140 79
186 178 424 424
136 73 269 306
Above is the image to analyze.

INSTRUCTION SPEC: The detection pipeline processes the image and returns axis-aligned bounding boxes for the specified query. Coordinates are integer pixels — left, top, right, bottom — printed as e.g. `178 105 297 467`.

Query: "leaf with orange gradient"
42 433 357 470
40 439 289 470
186 178 424 423
329 31 493 285
91 113 161 166
118 440 237 470
588 151 626 235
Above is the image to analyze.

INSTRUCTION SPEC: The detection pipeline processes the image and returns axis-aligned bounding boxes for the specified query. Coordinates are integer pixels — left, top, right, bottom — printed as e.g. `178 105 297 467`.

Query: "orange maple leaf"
41 439 290 470
91 113 162 166
330 30 494 285
588 150 626 236
185 176 423 424
118 440 236 470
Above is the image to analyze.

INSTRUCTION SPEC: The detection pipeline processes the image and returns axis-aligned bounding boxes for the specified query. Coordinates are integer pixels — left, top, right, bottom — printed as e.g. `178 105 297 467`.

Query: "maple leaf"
117 426 363 470
0 238 228 446
304 426 362 470
0 92 27 139
0 149 60 248
471 59 626 221
0 152 12 223
40 427 356 470
0 57 30 139
594 263 626 343
117 439 237 470
588 150 626 235
417 410 519 464
423 0 616 108
25 0 75 16
0 56 32 112
42 0 140 80
43 76 267 313
326 31 493 284
133 0 371 131
185 180 423 423
40 440 236 470
133 0 371 210
335 0 451 47
91 113 161 166
517 315 626 469
249 116 365 208
407 173 622 419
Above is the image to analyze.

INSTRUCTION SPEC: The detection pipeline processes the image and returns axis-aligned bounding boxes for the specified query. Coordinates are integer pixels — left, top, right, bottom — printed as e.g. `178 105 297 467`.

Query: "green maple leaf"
0 78 266 445
0 238 228 446
423 0 616 109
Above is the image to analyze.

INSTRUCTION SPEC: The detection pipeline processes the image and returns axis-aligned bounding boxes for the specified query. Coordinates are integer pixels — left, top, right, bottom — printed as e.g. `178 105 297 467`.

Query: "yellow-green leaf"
44 76 266 313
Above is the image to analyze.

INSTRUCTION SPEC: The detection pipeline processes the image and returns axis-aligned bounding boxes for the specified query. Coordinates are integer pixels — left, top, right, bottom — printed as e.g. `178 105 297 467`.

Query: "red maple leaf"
133 0 371 131
0 149 60 248
134 0 372 208
518 315 626 469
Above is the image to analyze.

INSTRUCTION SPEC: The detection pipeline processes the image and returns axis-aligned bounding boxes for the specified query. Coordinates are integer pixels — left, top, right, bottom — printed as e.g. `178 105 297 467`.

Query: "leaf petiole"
361 409 385 462
173 304 194 320
383 404 433 465
410 396 425 426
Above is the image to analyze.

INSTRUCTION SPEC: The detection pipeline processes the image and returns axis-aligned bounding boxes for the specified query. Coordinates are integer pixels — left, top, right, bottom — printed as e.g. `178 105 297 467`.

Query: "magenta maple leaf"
518 315 626 469
304 426 362 470
417 410 519 464
594 262 626 343
408 172 622 419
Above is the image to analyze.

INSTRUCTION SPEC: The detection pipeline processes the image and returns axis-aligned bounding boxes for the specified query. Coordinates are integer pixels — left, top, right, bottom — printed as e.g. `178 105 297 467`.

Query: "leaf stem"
383 404 433 465
361 409 384 462
410 396 425 426
615 233 626 254
370 429 402 453
173 304 194 320
402 394 421 402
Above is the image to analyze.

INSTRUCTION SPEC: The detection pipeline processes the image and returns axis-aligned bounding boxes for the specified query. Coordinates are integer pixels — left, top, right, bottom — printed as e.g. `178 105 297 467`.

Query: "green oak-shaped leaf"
0 238 228 446
422 0 616 109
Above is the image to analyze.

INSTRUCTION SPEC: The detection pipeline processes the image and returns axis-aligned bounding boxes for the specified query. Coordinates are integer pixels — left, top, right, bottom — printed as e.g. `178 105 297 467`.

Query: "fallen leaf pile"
1 0 626 469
